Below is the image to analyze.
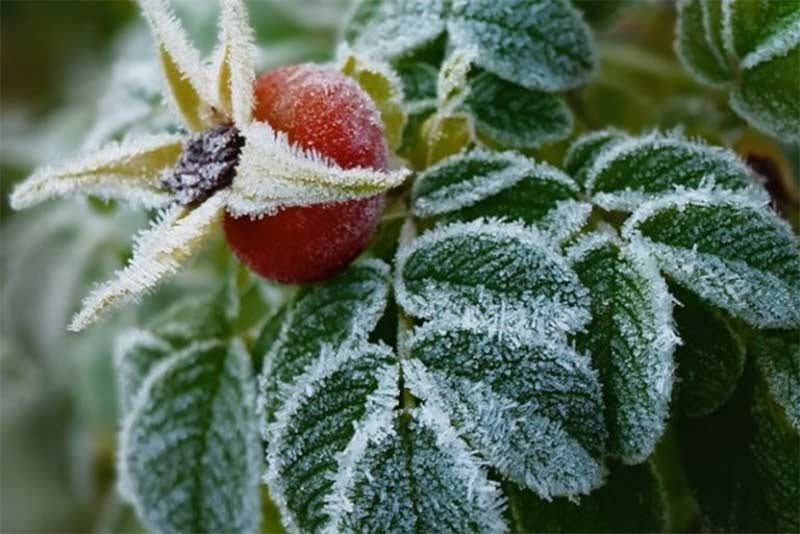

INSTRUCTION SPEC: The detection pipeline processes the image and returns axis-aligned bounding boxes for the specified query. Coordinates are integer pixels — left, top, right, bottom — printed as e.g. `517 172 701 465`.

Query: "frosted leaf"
258 260 390 422
213 0 256 128
114 329 171 414
405 320 607 498
585 130 765 211
729 44 800 142
623 189 800 329
9 133 182 210
332 406 507 534
437 47 478 112
751 331 800 432
118 339 261 534
68 191 228 332
569 232 677 463
411 149 536 217
676 0 800 140
672 284 745 417
227 122 409 216
563 128 628 189
447 0 597 92
344 0 448 60
137 0 215 130
144 286 234 347
504 463 666 533
464 69 573 150
339 47 407 153
395 219 590 340
263 342 399 534
675 0 734 87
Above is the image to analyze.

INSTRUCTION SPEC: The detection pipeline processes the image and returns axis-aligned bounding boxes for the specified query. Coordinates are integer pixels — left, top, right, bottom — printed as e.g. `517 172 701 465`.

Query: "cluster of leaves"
25 0 798 533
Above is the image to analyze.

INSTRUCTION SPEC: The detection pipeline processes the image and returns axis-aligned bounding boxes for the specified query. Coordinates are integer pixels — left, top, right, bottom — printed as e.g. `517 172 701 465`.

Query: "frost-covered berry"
224 64 389 283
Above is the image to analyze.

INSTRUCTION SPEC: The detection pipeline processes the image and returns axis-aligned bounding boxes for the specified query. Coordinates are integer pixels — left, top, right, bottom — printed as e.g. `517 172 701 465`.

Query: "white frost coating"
623 189 800 329
739 14 800 69
68 191 228 331
263 342 398 534
118 339 260 534
438 47 478 112
720 0 738 60
538 200 592 244
674 0 731 88
395 218 590 339
700 0 731 75
215 0 256 127
411 149 533 217
228 122 409 216
584 129 766 210
137 0 215 129
114 329 172 414
9 133 182 210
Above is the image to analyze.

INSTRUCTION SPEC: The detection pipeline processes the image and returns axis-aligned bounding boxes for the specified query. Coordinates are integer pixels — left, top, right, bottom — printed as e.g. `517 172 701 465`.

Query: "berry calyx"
223 64 389 284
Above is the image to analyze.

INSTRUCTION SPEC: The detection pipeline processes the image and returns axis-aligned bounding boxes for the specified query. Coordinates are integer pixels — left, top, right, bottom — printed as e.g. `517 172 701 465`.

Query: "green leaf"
345 0 597 92
344 0 447 60
396 61 438 114
144 288 234 347
405 320 607 498
672 284 745 417
675 0 733 86
584 131 763 211
333 407 507 533
563 128 628 189
730 44 800 142
114 329 171 414
569 232 677 464
396 219 591 339
119 339 261 534
447 0 597 91
257 259 390 422
411 149 540 218
751 332 800 532
464 69 572 149
264 342 400 533
504 462 667 533
623 190 800 329
675 0 800 141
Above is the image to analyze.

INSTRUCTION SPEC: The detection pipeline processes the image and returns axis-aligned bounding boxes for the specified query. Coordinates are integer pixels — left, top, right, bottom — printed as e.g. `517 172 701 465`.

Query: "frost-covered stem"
397 213 418 409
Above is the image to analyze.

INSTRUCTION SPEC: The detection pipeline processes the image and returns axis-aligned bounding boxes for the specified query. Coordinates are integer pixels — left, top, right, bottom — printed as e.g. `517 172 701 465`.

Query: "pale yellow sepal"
338 46 407 153
10 133 183 210
68 191 229 332
137 0 216 131
213 0 256 128
227 122 410 216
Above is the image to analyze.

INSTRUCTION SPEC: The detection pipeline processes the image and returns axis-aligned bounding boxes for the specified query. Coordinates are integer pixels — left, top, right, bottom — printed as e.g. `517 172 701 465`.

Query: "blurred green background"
1 1 797 532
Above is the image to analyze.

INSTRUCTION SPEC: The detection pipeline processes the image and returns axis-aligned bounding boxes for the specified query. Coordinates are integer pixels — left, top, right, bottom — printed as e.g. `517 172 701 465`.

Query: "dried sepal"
68 191 228 332
10 133 183 210
227 122 410 216
137 0 216 130
214 0 256 128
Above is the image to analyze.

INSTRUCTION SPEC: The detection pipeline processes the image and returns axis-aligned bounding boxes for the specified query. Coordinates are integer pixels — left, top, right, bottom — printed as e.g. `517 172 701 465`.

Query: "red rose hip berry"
223 64 389 284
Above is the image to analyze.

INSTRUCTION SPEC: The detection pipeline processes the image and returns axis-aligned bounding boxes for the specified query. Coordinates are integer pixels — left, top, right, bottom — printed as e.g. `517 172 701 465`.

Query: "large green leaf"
584 131 763 211
258 259 390 421
464 69 572 149
345 0 597 92
672 284 745 417
623 190 800 329
396 219 590 339
333 407 507 533
447 0 597 91
675 0 800 140
569 232 677 464
504 462 667 533
405 320 607 498
563 128 628 189
119 339 261 534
